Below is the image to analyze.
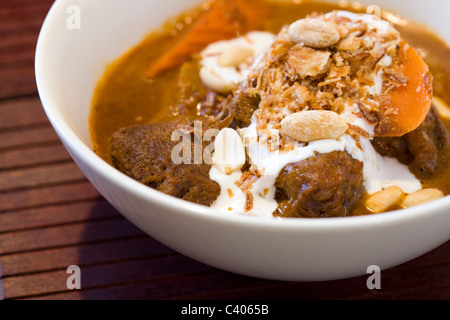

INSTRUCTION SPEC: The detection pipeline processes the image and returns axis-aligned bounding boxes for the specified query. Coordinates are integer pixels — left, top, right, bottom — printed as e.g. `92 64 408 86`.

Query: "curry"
90 0 450 218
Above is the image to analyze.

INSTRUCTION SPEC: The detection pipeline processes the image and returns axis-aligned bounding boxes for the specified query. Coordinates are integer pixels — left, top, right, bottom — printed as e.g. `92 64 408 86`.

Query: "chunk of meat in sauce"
274 151 364 218
372 105 450 179
229 89 261 129
110 120 220 206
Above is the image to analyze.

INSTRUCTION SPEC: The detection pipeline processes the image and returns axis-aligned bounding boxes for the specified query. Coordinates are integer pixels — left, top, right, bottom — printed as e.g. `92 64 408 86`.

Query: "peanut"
432 96 450 120
402 188 445 208
288 18 341 48
218 46 254 68
213 128 246 175
366 187 405 213
280 110 348 142
199 67 236 93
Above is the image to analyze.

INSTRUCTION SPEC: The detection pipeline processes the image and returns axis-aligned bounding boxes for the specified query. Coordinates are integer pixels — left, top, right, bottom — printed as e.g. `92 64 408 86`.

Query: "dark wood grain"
0 199 117 233
2 255 216 299
0 0 51 100
0 97 50 131
0 237 173 277
0 181 100 213
0 162 86 192
0 0 449 301
0 125 60 151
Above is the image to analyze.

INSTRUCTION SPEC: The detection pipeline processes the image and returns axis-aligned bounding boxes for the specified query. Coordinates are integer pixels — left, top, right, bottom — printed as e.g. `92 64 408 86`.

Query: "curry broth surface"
90 0 450 215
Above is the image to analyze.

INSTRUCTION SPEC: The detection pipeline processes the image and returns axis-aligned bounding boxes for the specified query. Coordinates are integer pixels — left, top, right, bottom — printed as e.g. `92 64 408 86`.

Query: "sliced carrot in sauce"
145 0 267 78
375 43 433 137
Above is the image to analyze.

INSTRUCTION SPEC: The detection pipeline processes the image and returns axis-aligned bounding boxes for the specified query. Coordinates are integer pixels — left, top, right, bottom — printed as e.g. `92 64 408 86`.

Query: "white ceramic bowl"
35 0 450 281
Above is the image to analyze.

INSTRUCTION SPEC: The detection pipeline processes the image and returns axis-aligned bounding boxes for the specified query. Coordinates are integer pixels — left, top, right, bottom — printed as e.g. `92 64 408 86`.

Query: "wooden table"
1 0 449 301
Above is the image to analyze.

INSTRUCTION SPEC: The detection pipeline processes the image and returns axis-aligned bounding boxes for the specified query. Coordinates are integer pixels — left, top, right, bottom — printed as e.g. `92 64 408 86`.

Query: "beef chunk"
274 151 364 218
230 89 261 128
372 105 449 179
111 120 220 206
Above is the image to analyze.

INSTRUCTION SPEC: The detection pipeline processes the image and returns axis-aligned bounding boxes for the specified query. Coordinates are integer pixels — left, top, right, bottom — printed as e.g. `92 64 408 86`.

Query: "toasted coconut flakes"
245 191 254 212
293 83 311 106
228 11 406 151
287 45 332 78
348 123 371 139
384 68 409 86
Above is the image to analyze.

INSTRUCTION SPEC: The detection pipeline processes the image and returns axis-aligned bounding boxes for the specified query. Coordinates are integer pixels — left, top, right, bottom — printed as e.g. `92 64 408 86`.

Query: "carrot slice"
375 43 433 137
146 0 267 78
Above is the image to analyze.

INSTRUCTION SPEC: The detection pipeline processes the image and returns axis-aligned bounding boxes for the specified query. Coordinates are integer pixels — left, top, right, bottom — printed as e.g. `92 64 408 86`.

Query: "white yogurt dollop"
199 31 276 93
210 117 422 218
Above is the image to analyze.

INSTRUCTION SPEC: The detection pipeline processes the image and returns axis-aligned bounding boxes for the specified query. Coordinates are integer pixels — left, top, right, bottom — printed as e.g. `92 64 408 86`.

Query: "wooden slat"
355 284 450 300
0 97 49 130
26 271 265 300
0 144 72 170
0 3 53 22
0 18 48 32
0 50 36 70
0 0 53 8
0 20 48 32
0 23 43 72
0 217 143 256
0 237 173 277
0 125 59 151
0 0 52 100
29 256 450 301
0 199 118 233
0 67 37 99
2 255 214 299
0 33 40 65
399 241 450 269
194 263 450 300
0 162 86 192
0 30 41 70
0 181 100 213
5 238 450 300
172 255 450 300
0 31 40 51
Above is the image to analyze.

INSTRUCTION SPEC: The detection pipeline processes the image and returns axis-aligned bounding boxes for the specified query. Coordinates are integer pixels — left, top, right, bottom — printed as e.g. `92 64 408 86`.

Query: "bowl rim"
35 0 450 231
